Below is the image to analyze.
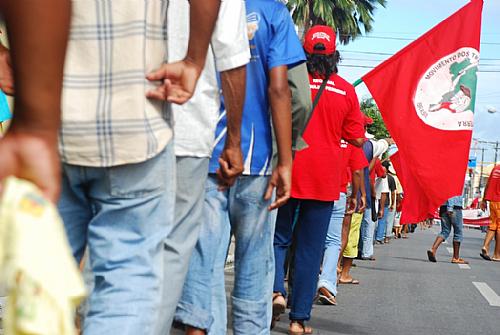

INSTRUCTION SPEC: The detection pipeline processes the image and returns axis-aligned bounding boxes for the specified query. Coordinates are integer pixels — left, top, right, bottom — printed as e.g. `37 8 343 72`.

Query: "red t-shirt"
485 164 500 202
340 143 369 193
291 73 365 201
370 158 385 183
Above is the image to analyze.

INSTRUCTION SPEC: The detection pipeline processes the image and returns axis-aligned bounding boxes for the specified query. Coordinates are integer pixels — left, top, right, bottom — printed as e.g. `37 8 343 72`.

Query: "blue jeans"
318 193 346 296
385 208 396 239
175 175 273 334
274 198 334 320
360 209 375 258
375 205 389 242
58 143 175 335
439 208 463 242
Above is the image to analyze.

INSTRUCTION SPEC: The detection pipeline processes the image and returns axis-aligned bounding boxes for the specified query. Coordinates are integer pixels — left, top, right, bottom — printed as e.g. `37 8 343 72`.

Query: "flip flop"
339 278 360 285
451 258 469 264
491 257 500 262
480 248 492 261
427 250 437 263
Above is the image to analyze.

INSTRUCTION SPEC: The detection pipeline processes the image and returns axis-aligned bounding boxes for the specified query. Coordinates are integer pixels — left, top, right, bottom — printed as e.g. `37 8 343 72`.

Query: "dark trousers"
273 198 334 320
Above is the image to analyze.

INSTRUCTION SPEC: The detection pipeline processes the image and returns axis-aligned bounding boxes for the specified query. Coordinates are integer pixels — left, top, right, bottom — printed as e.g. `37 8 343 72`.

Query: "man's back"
61 2 170 167
210 0 304 175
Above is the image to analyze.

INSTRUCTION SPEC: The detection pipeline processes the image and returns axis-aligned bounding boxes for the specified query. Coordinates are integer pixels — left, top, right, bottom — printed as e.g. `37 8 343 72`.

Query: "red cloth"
340 143 369 193
292 73 365 201
370 158 386 183
485 165 500 202
362 0 483 224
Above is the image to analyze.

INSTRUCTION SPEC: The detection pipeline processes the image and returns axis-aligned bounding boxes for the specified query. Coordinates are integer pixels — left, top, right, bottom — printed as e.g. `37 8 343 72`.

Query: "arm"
347 168 364 214
480 176 491 211
346 138 364 148
0 0 71 202
264 65 292 210
146 0 221 104
379 192 387 219
216 65 246 187
390 190 396 211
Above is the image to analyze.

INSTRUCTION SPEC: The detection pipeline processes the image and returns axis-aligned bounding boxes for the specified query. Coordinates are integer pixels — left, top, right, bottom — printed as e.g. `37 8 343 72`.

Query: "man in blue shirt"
427 195 468 264
174 1 305 333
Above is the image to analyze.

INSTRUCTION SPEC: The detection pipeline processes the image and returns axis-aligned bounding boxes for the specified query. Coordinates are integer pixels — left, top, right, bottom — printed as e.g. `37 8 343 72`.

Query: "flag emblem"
414 47 479 131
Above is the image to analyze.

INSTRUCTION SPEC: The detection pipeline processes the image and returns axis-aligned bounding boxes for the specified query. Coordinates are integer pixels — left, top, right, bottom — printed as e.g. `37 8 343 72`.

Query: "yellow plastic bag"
0 177 86 335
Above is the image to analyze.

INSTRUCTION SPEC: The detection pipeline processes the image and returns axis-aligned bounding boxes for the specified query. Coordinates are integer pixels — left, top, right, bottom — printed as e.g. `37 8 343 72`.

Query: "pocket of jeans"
108 151 167 198
234 176 270 205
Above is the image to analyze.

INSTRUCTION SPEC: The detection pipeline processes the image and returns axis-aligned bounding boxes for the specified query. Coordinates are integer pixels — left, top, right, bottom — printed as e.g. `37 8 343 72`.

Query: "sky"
336 0 500 162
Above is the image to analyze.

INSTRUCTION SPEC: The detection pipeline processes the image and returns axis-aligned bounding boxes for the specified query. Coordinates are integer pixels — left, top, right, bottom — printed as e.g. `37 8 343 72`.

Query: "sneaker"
317 287 337 305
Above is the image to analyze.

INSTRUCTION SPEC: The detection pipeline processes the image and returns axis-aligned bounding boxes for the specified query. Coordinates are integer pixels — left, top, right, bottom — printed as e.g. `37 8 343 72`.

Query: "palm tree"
288 0 386 44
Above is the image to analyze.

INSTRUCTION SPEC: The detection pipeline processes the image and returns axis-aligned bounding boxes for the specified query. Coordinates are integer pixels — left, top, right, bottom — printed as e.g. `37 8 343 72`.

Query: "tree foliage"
288 0 387 44
360 98 389 140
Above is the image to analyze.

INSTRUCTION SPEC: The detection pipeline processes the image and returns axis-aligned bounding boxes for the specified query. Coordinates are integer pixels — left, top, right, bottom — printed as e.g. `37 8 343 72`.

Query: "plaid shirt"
60 1 171 167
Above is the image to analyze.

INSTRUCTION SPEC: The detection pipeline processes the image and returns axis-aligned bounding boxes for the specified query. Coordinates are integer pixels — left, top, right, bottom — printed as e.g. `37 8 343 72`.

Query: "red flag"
362 0 483 224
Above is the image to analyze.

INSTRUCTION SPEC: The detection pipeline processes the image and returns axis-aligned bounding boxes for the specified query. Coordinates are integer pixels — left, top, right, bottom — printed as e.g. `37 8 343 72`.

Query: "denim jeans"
175 175 273 334
159 157 209 333
318 193 346 296
375 205 389 242
385 208 396 239
360 209 375 258
274 198 334 320
439 208 463 242
58 143 175 335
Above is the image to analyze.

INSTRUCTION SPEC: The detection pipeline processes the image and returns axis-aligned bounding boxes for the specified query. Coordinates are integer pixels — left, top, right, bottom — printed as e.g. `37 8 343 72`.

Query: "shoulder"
332 74 355 92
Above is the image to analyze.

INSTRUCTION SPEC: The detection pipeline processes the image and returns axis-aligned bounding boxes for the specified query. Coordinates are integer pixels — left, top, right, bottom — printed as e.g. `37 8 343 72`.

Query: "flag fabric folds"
362 0 483 223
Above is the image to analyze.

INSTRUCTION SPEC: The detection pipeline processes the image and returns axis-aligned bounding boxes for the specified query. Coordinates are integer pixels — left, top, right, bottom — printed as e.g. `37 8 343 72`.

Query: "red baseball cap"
303 25 336 55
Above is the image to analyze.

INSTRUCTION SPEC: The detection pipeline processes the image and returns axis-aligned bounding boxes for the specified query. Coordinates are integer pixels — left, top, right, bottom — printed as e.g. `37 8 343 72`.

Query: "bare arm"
264 65 292 210
0 0 71 202
379 192 388 219
147 0 221 104
480 175 491 210
347 169 362 214
216 65 246 187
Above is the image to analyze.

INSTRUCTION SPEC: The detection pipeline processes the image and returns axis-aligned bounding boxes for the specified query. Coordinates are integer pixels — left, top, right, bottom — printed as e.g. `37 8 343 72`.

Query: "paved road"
269 226 500 335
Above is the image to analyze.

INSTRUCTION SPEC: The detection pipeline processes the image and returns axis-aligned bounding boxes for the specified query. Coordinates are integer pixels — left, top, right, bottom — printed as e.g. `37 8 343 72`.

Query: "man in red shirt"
480 164 500 261
272 25 365 334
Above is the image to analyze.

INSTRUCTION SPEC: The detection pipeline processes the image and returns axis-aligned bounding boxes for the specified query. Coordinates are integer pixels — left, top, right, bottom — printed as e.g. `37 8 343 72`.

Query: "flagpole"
353 78 363 87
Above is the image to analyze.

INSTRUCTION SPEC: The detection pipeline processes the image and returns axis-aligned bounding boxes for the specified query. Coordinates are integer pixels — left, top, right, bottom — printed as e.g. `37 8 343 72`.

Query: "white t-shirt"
168 0 251 157
375 176 390 200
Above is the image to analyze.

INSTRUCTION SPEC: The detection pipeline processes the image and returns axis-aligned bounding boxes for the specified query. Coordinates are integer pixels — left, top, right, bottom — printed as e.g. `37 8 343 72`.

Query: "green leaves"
288 0 387 45
361 98 390 140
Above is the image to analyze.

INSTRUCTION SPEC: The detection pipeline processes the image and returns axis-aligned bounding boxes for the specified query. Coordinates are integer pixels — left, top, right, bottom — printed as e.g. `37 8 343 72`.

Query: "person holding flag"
359 0 483 225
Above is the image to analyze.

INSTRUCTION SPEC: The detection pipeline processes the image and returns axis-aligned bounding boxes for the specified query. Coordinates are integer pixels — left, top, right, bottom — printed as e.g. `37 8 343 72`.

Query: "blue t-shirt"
209 0 305 175
0 91 11 122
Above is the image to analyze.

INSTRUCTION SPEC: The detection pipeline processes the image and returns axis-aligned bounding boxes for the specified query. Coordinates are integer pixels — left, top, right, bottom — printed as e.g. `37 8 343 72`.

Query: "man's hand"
389 205 395 212
264 164 291 211
346 196 357 215
480 200 488 211
216 145 243 189
378 208 385 219
146 59 202 105
0 130 60 202
357 195 367 213
0 43 14 95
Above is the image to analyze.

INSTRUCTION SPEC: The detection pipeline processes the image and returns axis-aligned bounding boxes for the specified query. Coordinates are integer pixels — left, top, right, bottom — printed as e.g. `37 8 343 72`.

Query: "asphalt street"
171 225 500 334
268 225 500 335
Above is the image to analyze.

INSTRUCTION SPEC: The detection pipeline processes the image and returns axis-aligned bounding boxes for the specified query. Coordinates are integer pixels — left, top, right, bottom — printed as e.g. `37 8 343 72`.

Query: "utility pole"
478 147 486 194
494 141 499 164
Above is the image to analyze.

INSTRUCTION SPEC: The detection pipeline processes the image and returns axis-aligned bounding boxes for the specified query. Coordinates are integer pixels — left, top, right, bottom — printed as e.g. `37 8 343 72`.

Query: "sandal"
271 293 286 329
338 278 360 285
427 250 437 263
451 258 469 264
480 248 492 261
289 321 313 335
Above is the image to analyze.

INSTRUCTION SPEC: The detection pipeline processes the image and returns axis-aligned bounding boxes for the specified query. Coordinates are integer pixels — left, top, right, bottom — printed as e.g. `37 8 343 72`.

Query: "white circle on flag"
413 47 479 131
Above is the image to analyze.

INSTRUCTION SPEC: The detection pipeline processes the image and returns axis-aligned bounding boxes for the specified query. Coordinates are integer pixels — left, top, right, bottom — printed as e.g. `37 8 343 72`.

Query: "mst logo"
414 47 479 131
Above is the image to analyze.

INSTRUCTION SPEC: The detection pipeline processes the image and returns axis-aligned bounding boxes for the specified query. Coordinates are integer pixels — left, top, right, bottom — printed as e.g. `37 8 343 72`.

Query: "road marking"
458 264 471 269
473 282 500 307
446 247 453 254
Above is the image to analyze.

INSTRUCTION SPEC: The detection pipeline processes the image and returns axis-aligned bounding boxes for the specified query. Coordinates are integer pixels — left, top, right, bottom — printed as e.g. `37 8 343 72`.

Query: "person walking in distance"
427 196 468 264
479 164 500 261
